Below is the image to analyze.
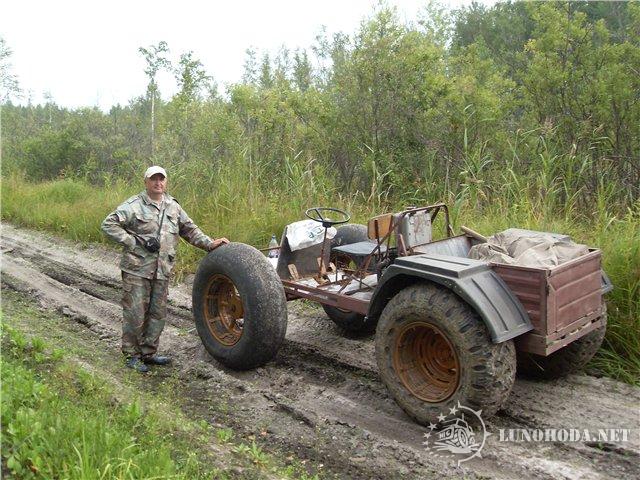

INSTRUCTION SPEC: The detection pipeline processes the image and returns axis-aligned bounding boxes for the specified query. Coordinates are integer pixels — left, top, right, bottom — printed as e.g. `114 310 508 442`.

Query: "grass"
1 325 212 479
1 171 638 385
0 290 323 479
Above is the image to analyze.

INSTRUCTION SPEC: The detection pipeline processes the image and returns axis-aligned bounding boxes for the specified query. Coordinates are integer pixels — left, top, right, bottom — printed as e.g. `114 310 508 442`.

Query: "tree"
170 51 212 162
1 37 21 166
0 37 20 103
273 47 291 86
451 1 534 77
293 49 312 92
258 53 273 89
174 51 211 102
325 7 450 190
138 41 171 155
242 48 258 84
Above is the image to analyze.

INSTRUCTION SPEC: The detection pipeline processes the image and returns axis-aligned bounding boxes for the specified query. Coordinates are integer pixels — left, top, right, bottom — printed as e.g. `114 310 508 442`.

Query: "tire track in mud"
2 224 639 480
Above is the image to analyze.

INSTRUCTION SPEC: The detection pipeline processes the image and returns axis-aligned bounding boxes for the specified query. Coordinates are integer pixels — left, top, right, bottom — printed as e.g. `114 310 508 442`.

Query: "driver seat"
331 213 392 258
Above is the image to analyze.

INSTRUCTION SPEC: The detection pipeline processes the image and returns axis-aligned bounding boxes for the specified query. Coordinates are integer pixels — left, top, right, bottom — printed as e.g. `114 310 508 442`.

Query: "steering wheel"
304 207 351 228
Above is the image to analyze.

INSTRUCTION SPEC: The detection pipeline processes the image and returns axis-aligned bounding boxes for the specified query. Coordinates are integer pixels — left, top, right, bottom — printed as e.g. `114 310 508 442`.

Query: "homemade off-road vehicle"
192 203 611 425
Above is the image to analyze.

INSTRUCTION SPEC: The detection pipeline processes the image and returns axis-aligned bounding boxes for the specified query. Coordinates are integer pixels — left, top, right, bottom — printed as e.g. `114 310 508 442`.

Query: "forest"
1 1 638 382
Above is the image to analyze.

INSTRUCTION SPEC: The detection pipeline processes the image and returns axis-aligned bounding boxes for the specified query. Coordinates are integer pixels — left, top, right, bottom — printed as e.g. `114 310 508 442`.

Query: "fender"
368 253 533 343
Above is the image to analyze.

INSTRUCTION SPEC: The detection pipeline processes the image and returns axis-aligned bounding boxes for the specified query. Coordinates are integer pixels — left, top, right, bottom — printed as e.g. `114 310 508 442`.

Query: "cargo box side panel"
548 250 603 332
492 264 547 335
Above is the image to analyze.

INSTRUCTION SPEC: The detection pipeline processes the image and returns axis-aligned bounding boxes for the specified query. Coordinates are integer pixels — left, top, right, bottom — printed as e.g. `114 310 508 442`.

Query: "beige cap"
144 166 167 179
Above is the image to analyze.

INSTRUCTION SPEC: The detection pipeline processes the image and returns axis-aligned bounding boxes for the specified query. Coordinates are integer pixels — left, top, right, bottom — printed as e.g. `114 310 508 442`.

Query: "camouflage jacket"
101 191 214 280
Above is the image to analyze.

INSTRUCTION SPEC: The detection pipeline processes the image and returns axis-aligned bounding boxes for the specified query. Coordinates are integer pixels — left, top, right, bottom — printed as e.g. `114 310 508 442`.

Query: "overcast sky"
1 0 490 110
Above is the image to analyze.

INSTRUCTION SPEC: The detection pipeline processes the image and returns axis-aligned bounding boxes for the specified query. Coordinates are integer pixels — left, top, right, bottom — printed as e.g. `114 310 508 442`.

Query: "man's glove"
143 237 161 253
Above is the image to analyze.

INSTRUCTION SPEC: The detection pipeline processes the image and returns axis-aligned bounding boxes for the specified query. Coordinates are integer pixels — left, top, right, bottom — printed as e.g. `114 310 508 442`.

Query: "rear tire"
330 223 370 271
517 317 606 379
375 283 516 425
331 223 368 249
322 305 375 335
192 243 287 370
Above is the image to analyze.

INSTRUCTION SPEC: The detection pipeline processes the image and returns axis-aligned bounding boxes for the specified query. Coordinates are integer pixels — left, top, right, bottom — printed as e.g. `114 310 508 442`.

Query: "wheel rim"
203 274 244 346
393 321 460 402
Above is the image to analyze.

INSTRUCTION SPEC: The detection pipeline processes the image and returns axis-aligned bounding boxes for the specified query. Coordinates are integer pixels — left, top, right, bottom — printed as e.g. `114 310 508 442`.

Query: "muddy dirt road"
1 224 638 479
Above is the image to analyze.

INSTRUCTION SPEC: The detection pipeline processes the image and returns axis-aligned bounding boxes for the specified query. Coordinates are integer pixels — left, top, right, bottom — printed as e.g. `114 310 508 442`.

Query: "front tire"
192 243 287 370
375 283 516 425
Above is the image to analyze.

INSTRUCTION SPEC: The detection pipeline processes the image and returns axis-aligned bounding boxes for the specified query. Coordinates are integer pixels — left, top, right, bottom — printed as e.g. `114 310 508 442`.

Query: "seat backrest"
367 213 394 240
367 210 433 248
276 228 331 280
399 210 432 248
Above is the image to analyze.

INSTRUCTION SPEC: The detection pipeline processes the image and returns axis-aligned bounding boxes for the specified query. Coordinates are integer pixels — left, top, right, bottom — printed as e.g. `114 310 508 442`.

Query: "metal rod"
460 225 487 243
318 227 329 278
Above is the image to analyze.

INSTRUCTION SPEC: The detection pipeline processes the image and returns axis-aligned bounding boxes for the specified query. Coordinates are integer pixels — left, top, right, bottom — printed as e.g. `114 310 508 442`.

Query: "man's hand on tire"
209 238 230 251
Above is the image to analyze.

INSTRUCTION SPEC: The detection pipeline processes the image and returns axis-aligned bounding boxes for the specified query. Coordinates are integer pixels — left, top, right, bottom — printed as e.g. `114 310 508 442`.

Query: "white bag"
285 220 336 252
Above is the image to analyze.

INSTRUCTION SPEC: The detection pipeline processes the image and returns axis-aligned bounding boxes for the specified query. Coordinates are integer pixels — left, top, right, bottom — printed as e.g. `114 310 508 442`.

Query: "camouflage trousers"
121 271 169 358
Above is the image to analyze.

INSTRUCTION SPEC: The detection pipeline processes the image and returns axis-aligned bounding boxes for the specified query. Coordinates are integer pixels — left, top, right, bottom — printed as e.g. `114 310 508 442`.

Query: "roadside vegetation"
1 2 638 382
0 289 322 479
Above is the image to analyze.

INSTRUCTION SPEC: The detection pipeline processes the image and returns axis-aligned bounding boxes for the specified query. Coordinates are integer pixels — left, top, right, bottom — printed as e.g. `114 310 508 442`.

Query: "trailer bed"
413 235 607 355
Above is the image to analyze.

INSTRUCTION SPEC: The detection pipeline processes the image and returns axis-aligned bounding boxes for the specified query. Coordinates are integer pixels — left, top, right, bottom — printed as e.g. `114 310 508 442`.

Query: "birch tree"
139 41 171 156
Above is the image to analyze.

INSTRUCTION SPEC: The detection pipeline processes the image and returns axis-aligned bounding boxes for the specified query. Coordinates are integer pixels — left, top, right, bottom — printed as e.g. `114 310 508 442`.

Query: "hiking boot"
125 357 150 373
142 355 171 366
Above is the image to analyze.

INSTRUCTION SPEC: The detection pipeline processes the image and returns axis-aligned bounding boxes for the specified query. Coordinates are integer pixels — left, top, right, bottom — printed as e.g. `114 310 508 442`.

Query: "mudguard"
368 253 533 343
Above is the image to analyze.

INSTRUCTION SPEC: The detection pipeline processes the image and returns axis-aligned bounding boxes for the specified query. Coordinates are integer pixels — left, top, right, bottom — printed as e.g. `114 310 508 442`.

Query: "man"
101 166 228 373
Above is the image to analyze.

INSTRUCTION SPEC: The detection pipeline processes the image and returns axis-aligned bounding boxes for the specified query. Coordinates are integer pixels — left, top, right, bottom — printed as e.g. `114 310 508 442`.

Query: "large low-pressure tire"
322 305 376 335
324 223 375 335
192 242 287 370
375 282 516 425
517 319 606 380
330 223 369 249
